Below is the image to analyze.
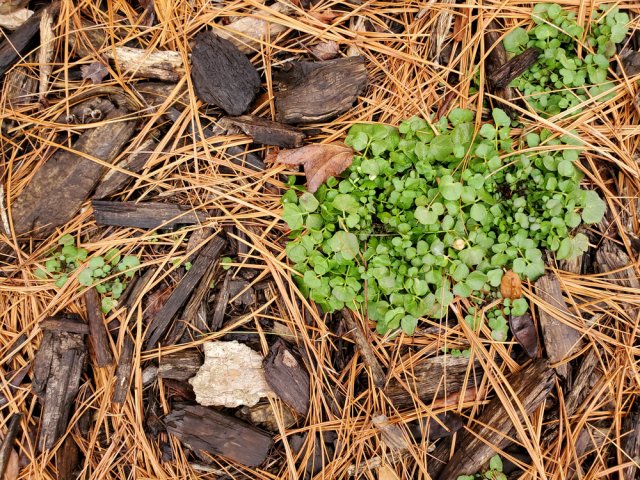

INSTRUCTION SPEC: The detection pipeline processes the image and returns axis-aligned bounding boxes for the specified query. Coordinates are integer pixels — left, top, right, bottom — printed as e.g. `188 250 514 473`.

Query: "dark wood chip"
384 355 479 408
190 31 260 115
341 309 386 389
0 365 30 408
40 316 90 334
484 21 518 118
619 49 640 77
263 340 310 416
534 273 583 380
158 350 203 381
509 313 539 359
92 200 207 229
32 316 87 451
56 435 81 480
409 412 464 442
0 413 21 480
11 106 137 236
111 333 135 404
0 7 46 77
145 236 226 347
622 405 640 480
210 270 232 331
435 360 555 480
94 137 158 199
84 288 114 368
165 405 273 467
220 115 305 148
275 57 367 124
488 47 541 88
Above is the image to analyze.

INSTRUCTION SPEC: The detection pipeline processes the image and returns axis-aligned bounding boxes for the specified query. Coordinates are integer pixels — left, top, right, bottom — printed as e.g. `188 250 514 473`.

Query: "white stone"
189 341 273 408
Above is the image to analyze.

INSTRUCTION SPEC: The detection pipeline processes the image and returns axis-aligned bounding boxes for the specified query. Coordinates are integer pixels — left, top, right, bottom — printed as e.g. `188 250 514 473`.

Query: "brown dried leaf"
509 313 539 358
309 41 340 61
81 62 109 84
143 285 173 324
308 10 341 24
500 270 522 299
269 143 353 193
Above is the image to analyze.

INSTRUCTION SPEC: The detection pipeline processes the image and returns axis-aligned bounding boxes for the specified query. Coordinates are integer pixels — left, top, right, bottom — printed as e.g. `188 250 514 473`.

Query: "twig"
341 309 386 388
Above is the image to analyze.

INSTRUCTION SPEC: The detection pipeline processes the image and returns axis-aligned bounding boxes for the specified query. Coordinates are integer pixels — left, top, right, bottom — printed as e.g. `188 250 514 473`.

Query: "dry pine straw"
0 0 638 479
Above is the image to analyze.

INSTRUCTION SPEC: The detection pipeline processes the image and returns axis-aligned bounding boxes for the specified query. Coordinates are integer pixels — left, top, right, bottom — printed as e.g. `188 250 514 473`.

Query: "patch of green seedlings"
504 3 629 115
457 454 507 480
282 108 605 335
34 234 140 313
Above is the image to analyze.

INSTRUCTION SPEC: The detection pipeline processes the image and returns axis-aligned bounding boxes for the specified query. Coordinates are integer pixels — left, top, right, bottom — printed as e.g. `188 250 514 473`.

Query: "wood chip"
32 316 87 451
145 236 225 347
484 21 518 117
92 200 207 230
263 340 310 416
38 4 55 97
309 40 340 61
275 57 367 124
5 62 36 107
385 355 479 408
435 360 555 479
0 413 21 480
0 8 32 30
509 313 539 358
0 6 43 76
11 106 137 236
487 47 542 88
372 413 409 452
190 31 260 115
166 405 273 467
534 273 583 380
622 406 640 480
219 115 305 148
109 47 184 82
341 309 386 388
158 350 202 381
84 287 113 368
111 332 134 404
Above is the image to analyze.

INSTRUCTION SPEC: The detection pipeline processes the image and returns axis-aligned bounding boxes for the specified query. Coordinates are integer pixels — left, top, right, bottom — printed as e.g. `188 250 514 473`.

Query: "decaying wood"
145 236 226 347
40 317 89 335
385 355 479 408
621 406 640 480
109 47 184 81
32 315 87 451
0 8 32 29
341 309 386 389
166 405 273 467
11 106 137 236
56 435 81 480
92 200 207 230
263 340 310 416
0 413 21 480
596 240 640 289
372 413 410 452
487 47 541 88
38 4 56 97
94 138 158 199
435 360 555 480
509 313 539 358
409 412 464 442
0 6 43 77
220 115 305 148
190 31 260 116
210 270 232 331
534 273 583 380
111 332 134 404
236 400 297 432
619 49 640 77
484 21 518 117
84 288 113 368
275 57 367 124
122 267 158 310
158 350 202 381
5 63 36 107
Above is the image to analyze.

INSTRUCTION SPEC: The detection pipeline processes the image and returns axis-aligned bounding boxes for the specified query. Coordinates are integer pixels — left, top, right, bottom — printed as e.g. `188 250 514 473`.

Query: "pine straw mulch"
0 0 639 479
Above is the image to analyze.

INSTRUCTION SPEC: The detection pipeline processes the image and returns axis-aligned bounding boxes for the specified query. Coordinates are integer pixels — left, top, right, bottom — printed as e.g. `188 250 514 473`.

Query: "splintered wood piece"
92 200 207 229
341 309 386 388
109 47 184 81
5 62 37 106
38 4 56 97
0 7 42 76
0 365 30 408
0 413 21 480
94 138 158 199
275 57 367 124
409 412 464 442
32 316 87 451
484 21 518 117
145 236 226 347
596 240 640 289
11 107 137 236
220 115 305 148
263 340 310 416
165 405 273 467
190 31 260 115
372 413 409 452
158 350 202 381
40 317 90 334
487 47 541 88
535 274 583 379
385 355 480 408
436 360 554 480
56 435 81 480
211 270 232 331
622 406 640 480
112 333 134 404
84 288 113 368
619 50 640 77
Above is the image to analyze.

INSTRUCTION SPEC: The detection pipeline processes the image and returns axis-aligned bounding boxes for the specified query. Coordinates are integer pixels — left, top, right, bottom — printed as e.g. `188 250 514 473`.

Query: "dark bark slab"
0 413 21 480
145 236 226 347
111 333 134 404
484 21 518 117
0 6 47 77
32 315 87 451
94 137 158 199
190 31 260 115
435 360 555 480
220 115 305 148
263 340 310 416
385 355 480 409
535 274 583 380
596 240 640 289
6 63 37 107
92 200 207 230
621 406 640 480
166 405 273 467
275 57 367 124
158 350 202 381
488 47 541 88
40 317 90 335
210 270 232 331
509 313 539 359
408 412 464 442
84 288 113 368
11 106 137 236
341 309 386 388
56 435 81 480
